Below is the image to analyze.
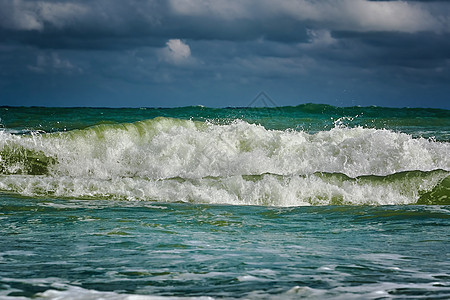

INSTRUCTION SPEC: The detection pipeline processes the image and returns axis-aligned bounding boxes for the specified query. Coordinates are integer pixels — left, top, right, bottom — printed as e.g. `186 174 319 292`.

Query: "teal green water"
1 195 449 299
0 105 449 298
2 105 449 140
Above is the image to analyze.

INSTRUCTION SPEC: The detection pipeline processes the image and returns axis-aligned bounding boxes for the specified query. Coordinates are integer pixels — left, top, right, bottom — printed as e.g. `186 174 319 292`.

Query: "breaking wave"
0 117 449 206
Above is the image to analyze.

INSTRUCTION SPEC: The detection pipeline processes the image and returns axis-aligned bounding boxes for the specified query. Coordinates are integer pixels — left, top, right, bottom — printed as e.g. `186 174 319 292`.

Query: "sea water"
0 104 449 299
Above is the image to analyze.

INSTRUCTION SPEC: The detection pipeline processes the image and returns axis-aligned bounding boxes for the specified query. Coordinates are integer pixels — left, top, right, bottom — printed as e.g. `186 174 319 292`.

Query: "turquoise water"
0 105 449 299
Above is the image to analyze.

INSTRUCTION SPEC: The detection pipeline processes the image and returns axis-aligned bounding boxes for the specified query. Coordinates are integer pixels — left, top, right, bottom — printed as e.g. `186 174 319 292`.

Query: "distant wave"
1 104 449 135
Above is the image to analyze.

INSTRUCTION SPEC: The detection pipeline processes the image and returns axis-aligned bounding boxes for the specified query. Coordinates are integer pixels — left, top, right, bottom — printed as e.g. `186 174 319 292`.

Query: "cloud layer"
2 0 448 36
1 0 449 108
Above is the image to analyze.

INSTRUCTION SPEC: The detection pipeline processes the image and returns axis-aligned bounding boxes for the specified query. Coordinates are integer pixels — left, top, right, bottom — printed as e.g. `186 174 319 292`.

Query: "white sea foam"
32 284 214 300
2 118 450 178
284 282 450 299
0 278 213 299
0 118 449 205
0 170 447 206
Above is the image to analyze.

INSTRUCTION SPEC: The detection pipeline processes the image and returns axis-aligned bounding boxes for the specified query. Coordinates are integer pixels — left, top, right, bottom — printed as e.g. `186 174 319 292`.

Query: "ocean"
0 104 449 299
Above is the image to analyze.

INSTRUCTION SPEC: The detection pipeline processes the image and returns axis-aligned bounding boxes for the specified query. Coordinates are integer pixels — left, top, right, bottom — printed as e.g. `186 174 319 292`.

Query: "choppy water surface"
0 105 449 298
1 195 449 299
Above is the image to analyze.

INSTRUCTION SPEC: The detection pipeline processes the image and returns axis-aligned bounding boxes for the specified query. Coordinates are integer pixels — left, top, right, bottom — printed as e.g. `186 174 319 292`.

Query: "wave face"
1 114 449 206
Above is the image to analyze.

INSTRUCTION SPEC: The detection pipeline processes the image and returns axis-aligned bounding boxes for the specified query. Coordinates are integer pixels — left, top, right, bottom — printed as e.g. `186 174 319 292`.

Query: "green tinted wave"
0 145 56 175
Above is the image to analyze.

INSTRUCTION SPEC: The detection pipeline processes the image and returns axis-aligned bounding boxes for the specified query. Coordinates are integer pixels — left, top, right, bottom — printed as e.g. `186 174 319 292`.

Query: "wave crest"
1 117 449 205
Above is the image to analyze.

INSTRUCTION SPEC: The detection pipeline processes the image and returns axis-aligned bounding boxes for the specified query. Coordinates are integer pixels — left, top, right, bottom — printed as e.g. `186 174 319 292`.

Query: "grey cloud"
331 31 450 68
170 0 450 33
27 52 83 74
0 0 162 32
2 0 449 50
0 0 168 49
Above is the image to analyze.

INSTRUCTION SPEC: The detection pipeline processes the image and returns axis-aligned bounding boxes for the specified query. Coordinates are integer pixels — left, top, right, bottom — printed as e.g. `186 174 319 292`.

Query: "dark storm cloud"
0 0 168 49
0 0 449 108
317 30 450 68
0 0 315 49
3 0 448 46
1 0 448 72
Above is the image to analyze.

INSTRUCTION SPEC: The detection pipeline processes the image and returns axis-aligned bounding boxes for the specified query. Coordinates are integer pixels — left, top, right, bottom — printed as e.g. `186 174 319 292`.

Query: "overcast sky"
1 0 449 108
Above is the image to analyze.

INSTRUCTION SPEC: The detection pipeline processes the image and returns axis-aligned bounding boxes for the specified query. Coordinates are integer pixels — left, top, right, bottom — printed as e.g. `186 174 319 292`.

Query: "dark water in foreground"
0 104 449 298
